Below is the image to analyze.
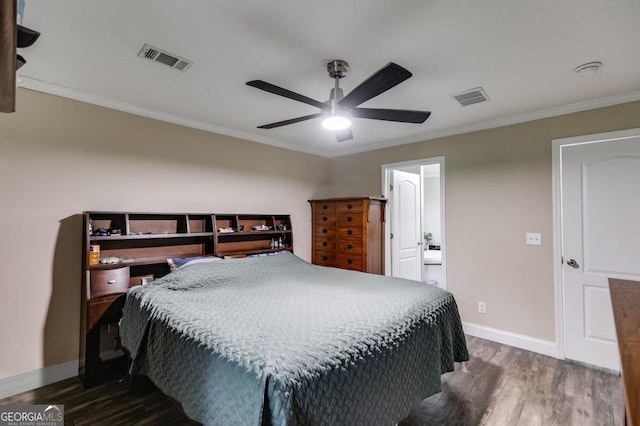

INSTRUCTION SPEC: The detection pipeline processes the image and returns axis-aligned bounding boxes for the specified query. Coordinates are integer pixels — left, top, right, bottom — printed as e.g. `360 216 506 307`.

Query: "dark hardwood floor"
400 336 622 426
0 336 622 425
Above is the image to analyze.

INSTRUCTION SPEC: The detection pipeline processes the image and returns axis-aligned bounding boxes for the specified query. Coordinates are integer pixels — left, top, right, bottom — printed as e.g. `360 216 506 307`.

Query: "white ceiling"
16 0 640 157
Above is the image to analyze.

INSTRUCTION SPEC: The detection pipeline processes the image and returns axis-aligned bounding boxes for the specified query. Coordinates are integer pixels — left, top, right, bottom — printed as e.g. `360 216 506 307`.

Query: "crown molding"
17 76 640 159
328 90 640 157
16 76 329 158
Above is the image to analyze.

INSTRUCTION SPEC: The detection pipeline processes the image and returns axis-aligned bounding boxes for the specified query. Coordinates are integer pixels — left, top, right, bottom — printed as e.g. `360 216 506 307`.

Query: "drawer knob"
323 256 328 261
347 204 353 209
347 229 353 235
322 229 328 234
347 259 353 264
347 244 353 249
322 216 328 221
107 279 116 285
347 216 353 222
323 205 328 210
322 241 327 246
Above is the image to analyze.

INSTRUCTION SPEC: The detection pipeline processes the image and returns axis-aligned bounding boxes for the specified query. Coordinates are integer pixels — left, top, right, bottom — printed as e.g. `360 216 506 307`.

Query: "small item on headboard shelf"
99 256 123 264
218 227 235 233
89 244 100 265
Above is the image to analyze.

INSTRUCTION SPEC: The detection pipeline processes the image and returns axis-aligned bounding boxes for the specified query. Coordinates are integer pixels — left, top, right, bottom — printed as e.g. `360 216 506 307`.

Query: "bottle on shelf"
88 244 100 266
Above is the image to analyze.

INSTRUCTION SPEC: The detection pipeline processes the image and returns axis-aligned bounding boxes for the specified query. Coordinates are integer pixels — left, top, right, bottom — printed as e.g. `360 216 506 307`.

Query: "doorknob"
566 259 580 269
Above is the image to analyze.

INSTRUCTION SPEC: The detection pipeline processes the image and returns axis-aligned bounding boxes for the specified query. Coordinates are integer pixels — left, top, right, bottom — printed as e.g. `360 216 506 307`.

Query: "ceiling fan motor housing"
327 60 349 79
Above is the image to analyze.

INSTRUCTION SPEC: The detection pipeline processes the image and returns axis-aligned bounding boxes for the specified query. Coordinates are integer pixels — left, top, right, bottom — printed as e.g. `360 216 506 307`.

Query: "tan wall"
0 89 330 380
327 101 640 341
2 87 640 382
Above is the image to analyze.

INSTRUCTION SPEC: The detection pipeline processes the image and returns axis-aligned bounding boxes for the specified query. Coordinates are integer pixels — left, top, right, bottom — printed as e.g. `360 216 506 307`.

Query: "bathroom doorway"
382 157 446 289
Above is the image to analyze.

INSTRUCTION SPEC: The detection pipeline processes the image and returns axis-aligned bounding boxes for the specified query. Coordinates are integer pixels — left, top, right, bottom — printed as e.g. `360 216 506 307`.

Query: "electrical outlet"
478 301 487 314
526 232 542 246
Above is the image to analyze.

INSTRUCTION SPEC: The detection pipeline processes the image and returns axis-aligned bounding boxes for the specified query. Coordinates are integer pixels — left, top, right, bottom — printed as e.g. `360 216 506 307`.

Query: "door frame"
551 127 640 361
381 156 446 289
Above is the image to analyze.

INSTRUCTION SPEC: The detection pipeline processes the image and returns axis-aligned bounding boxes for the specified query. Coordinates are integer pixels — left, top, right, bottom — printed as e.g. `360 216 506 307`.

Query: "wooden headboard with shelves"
80 211 293 387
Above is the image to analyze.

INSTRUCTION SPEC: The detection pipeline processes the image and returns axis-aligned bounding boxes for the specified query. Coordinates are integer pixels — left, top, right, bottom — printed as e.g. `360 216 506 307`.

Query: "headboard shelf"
217 247 293 258
212 213 293 258
90 231 214 241
88 256 180 270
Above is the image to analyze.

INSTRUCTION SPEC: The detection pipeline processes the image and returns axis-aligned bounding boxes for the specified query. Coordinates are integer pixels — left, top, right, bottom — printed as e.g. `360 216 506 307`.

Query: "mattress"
120 252 468 425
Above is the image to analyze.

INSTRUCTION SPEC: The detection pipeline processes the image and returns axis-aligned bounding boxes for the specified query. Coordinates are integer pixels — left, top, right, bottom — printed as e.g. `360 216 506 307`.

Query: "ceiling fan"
246 60 431 142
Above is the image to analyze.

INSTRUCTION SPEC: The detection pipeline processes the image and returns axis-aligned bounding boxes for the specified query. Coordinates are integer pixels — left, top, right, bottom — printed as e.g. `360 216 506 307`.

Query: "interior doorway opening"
382 157 446 289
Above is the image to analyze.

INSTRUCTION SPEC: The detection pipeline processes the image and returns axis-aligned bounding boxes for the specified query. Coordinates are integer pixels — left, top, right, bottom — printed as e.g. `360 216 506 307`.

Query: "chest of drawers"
309 197 386 274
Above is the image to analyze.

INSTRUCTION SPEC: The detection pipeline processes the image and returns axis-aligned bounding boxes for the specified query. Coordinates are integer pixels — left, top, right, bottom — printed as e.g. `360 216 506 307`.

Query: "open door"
390 169 422 280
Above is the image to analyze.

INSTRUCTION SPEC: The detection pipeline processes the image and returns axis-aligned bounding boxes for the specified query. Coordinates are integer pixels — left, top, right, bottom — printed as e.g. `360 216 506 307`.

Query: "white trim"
329 90 640 157
439 160 447 290
551 136 566 360
17 75 640 159
462 321 560 359
382 167 392 276
551 127 640 365
0 360 78 399
381 157 446 290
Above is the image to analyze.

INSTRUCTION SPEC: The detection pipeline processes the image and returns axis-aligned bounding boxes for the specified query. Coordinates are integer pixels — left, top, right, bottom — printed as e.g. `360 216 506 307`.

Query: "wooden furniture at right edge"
309 196 386 274
609 278 640 426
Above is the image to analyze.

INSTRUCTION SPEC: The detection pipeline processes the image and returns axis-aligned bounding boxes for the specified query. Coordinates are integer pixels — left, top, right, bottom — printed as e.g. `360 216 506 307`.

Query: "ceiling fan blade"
351 108 431 123
257 113 322 129
247 80 327 110
339 62 412 109
335 128 353 142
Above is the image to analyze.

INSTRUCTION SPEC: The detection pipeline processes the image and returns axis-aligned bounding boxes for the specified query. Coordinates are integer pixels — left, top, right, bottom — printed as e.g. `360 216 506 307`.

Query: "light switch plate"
526 232 542 246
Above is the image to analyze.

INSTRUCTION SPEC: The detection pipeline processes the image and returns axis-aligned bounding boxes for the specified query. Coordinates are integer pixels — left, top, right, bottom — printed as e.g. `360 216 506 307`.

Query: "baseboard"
462 321 560 359
0 360 78 400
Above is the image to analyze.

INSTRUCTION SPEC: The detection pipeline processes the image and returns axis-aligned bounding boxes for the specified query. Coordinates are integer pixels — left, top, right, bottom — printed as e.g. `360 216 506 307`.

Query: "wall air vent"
452 87 489 107
137 44 193 72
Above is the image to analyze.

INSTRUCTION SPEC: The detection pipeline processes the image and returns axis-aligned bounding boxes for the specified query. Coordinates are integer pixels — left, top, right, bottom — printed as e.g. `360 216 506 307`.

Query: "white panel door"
562 134 640 370
391 170 422 281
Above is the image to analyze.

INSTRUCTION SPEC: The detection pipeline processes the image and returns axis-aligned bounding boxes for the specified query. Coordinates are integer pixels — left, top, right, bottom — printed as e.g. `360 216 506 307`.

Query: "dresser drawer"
313 250 336 266
314 237 336 251
337 241 363 255
337 200 364 213
90 267 130 299
312 201 336 212
314 212 336 226
337 254 363 271
337 213 363 227
314 225 336 238
337 227 363 240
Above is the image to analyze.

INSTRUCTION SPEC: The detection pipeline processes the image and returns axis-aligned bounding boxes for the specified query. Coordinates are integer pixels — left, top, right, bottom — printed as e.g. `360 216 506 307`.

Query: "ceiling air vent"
452 87 489 107
137 44 193 72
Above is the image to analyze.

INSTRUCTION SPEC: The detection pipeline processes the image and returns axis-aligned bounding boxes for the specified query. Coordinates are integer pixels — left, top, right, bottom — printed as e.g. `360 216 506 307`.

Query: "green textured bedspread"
120 253 468 425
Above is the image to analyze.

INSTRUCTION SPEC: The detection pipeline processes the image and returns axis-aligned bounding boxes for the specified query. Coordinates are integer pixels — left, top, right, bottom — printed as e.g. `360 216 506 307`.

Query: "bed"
120 252 468 425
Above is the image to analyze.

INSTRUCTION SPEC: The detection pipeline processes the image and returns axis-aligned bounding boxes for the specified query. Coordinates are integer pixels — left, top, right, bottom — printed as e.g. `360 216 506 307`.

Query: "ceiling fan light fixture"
322 114 351 131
